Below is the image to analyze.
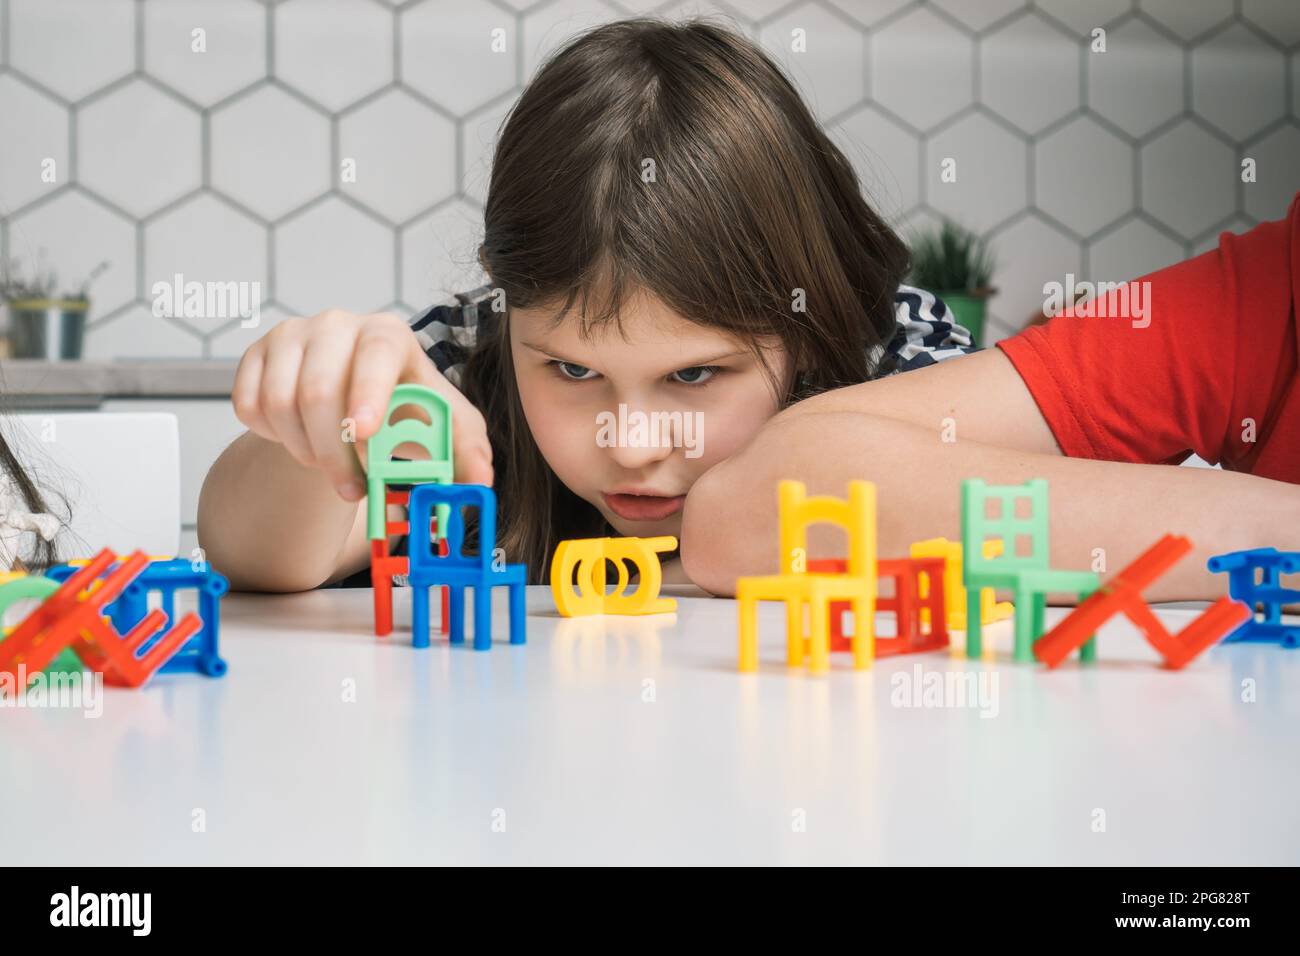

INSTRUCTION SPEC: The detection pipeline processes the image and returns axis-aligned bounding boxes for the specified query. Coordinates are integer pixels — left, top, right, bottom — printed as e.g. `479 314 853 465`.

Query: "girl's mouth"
601 492 686 522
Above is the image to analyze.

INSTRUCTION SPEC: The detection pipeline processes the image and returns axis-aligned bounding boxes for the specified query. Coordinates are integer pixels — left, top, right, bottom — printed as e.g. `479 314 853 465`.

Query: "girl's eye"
552 361 599 381
669 365 719 385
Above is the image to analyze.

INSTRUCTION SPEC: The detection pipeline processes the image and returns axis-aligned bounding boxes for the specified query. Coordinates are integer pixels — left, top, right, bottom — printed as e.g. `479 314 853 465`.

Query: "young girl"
198 17 975 591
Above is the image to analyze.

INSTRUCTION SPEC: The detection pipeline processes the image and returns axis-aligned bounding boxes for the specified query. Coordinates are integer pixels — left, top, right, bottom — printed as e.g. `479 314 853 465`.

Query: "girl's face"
510 290 791 540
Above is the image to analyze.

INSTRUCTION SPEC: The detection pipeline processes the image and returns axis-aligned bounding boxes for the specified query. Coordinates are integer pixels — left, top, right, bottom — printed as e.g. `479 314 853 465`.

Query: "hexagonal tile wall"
0 0 1296 357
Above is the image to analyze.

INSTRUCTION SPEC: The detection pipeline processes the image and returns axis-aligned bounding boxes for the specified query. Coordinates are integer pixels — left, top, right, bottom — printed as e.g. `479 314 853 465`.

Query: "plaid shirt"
409 283 977 386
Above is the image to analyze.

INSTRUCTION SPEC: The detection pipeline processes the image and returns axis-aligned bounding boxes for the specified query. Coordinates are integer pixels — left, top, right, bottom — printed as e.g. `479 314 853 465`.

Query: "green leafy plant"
907 220 996 295
0 252 109 304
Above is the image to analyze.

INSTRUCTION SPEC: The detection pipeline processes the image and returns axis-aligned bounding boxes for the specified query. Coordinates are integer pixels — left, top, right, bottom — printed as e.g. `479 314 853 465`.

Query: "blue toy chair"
407 483 527 650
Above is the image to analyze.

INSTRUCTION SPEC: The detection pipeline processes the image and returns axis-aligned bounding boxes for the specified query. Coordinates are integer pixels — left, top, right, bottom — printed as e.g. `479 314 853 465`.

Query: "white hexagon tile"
0 0 1297 358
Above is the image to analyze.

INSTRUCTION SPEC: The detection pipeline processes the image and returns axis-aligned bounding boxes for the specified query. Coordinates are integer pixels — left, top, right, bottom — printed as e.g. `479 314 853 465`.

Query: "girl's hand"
231 310 493 501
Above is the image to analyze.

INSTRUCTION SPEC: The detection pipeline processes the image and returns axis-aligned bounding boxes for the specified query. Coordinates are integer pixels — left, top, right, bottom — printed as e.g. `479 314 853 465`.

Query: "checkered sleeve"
407 284 498 388
886 284 980 372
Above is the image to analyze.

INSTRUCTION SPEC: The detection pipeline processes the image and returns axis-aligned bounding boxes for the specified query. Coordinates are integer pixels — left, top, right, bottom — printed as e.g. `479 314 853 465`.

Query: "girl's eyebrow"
520 339 749 368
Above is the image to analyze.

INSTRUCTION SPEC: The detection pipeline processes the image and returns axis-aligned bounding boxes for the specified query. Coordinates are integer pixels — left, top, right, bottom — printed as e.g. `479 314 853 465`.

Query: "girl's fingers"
258 332 315 470
298 320 366 499
231 341 275 440
345 317 415 441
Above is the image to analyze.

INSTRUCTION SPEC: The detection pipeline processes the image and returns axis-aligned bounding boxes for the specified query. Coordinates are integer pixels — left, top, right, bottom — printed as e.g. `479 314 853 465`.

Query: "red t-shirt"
998 191 1300 484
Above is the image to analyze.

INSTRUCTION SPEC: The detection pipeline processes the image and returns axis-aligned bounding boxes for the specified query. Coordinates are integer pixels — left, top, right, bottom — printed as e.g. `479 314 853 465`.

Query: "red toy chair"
371 489 449 637
811 556 949 657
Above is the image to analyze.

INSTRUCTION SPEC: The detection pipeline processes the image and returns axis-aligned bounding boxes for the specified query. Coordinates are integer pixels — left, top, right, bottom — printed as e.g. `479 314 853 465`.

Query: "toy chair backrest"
777 479 877 578
409 482 495 572
962 478 1050 575
367 385 453 482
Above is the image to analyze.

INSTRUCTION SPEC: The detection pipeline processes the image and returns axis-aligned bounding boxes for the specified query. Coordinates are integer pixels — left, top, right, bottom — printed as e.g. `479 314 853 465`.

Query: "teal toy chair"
962 478 1099 662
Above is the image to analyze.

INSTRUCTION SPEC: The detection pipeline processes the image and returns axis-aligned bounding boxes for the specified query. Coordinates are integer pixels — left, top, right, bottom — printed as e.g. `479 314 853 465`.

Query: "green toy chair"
366 384 454 541
961 478 1099 662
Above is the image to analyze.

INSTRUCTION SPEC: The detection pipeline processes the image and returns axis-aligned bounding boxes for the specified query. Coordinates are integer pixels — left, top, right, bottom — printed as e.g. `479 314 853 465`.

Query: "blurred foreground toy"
737 480 876 674
1208 548 1300 648
812 556 948 657
407 483 526 650
909 537 1013 630
1036 534 1250 669
551 536 677 616
962 478 1099 661
47 556 228 676
0 549 204 690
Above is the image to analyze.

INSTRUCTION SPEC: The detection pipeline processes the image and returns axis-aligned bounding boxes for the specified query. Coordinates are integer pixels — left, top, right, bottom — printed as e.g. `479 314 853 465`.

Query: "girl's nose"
596 404 683 469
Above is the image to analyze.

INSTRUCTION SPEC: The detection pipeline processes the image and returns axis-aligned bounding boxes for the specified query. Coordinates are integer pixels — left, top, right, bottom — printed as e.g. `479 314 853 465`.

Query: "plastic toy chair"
1036 534 1251 669
47 556 229 677
366 384 454 540
1208 547 1300 648
550 536 677 616
962 478 1100 662
910 537 1014 631
737 480 877 674
0 549 201 689
813 555 948 657
370 488 449 637
407 483 526 650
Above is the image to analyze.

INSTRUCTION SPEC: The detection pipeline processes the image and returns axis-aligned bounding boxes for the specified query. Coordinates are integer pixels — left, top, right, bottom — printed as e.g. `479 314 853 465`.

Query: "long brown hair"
459 17 909 580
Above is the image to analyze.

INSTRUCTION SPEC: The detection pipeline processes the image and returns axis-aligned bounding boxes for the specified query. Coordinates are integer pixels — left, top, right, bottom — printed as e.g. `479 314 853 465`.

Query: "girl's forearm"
681 409 1299 601
197 431 362 591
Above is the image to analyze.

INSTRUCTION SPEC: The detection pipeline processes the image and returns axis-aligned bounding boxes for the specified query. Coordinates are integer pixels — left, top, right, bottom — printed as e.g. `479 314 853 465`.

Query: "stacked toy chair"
910 537 1014 631
367 384 454 640
736 480 877 674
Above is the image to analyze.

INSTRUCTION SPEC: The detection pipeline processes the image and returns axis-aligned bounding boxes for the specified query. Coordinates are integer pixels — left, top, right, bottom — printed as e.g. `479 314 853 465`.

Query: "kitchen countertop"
0 359 237 404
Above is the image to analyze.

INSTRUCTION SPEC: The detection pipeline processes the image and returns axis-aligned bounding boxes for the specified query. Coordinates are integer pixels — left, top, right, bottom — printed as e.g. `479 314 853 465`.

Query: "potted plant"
907 220 997 347
0 252 109 360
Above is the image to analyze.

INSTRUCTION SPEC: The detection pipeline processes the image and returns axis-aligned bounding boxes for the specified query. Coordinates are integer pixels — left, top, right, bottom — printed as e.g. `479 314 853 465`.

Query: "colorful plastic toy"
46 556 229 677
0 572 84 673
962 478 1100 662
551 536 677 616
812 555 948 657
407 482 526 650
366 384 453 541
1208 547 1300 648
0 549 201 690
910 537 1014 630
1035 534 1251 669
371 487 450 637
737 480 877 674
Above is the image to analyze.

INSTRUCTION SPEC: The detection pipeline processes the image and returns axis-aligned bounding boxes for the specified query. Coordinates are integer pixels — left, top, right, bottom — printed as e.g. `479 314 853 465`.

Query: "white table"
3 587 1297 865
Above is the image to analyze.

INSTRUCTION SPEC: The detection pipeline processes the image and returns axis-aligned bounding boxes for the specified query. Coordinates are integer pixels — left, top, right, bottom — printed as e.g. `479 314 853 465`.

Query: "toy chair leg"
441 584 450 635
966 589 983 657
473 585 493 651
808 600 831 675
372 574 393 636
785 599 804 668
448 586 465 645
738 593 758 672
1078 588 1098 662
850 594 874 669
412 585 431 649
508 582 526 645
1012 589 1037 662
